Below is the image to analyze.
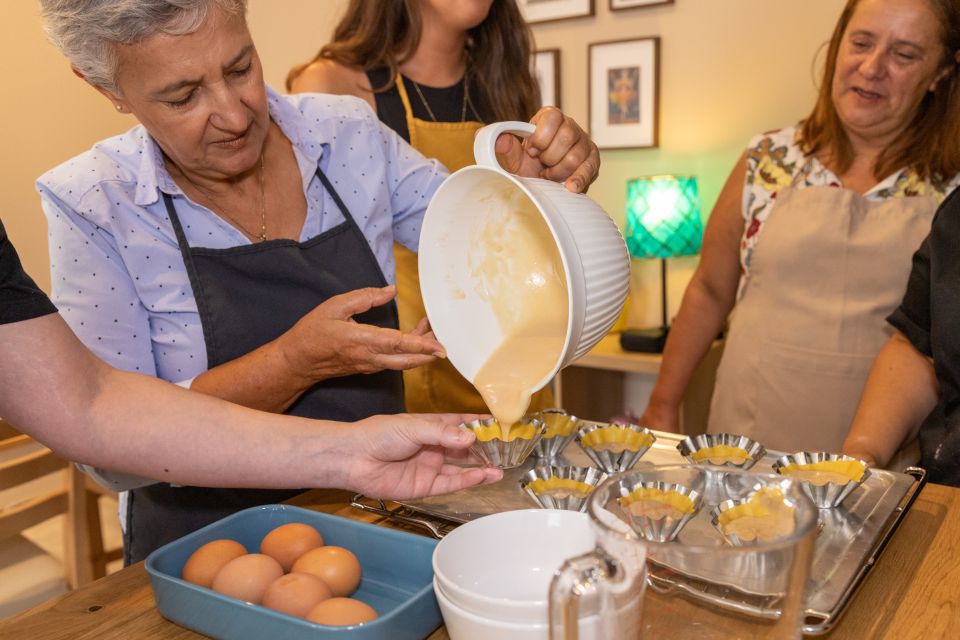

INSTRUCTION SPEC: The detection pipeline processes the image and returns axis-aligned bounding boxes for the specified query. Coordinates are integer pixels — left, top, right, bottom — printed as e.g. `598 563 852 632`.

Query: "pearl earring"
115 104 123 112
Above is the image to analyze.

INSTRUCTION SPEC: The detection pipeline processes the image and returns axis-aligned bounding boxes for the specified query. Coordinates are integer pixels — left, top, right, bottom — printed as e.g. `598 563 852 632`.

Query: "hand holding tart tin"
533 408 580 459
461 416 545 469
677 433 766 469
520 465 607 512
616 480 702 542
772 452 871 509
576 421 656 473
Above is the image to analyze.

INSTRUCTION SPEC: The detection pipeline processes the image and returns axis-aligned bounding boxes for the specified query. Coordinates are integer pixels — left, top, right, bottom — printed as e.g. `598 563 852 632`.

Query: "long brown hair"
801 0 960 182
286 0 540 122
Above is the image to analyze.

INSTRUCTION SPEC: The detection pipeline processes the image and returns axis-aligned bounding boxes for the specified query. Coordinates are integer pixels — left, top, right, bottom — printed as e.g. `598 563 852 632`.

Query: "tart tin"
711 487 799 546
576 422 656 473
520 465 608 512
533 409 581 459
772 452 871 509
615 480 702 542
677 433 766 470
461 417 545 469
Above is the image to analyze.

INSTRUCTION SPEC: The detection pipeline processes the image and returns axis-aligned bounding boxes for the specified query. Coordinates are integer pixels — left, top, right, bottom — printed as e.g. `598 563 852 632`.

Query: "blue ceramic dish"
145 504 441 640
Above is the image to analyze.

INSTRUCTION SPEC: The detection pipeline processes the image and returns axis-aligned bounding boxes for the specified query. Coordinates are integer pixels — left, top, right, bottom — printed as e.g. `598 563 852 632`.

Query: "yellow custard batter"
472 419 540 443
718 488 796 542
526 477 595 498
780 460 866 486
541 412 578 438
690 445 752 466
581 426 653 453
469 188 569 427
619 487 695 521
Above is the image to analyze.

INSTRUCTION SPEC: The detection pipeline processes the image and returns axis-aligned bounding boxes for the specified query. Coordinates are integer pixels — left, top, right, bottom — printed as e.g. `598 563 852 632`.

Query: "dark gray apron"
123 165 403 564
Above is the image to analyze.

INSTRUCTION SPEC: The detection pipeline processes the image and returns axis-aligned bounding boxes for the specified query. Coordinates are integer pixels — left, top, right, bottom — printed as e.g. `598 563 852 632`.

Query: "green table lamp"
620 175 703 353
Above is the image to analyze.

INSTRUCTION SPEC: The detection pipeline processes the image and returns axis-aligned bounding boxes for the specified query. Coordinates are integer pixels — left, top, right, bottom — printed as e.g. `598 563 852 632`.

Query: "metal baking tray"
352 429 925 636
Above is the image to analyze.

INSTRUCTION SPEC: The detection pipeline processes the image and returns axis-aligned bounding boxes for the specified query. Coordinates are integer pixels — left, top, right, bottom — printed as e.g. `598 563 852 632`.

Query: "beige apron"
707 185 937 452
393 75 555 413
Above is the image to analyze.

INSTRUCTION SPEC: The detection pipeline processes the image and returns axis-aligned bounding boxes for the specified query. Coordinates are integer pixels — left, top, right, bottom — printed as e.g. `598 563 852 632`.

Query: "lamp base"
620 326 669 353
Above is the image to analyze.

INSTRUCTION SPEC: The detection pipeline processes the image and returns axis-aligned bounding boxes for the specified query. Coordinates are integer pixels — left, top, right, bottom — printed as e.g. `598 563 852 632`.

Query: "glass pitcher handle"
549 549 618 640
472 121 536 169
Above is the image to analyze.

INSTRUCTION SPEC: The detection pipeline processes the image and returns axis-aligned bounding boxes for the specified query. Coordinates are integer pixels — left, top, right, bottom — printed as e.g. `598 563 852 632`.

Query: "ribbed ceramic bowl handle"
473 121 536 169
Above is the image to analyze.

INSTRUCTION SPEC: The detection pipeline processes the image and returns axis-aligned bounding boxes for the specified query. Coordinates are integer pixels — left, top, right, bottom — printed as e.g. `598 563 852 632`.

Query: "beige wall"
528 0 845 326
2 0 843 325
0 0 350 292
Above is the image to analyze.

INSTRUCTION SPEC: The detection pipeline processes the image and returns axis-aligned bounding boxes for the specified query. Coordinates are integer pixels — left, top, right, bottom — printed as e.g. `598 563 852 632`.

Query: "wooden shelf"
555 335 723 434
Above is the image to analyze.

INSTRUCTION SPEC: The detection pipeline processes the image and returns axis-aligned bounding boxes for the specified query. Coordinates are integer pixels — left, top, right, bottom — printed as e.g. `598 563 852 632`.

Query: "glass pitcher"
549 465 818 640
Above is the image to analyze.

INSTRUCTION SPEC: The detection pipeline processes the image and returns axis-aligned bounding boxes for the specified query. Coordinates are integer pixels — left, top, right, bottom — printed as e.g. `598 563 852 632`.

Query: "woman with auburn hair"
288 0 592 415
640 0 960 454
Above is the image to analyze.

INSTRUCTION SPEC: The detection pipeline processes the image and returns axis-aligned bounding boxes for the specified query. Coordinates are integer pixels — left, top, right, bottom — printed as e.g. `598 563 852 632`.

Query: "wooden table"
2 484 958 639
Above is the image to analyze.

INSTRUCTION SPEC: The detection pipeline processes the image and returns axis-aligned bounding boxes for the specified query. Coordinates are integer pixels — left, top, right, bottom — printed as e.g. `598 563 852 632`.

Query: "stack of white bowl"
431 509 600 640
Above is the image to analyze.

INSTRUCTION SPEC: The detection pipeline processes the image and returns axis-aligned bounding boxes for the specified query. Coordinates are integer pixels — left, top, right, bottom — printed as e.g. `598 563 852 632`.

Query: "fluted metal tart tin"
677 433 767 470
576 421 656 473
461 416 545 469
615 479 702 542
533 408 581 459
772 452 871 509
520 465 607 512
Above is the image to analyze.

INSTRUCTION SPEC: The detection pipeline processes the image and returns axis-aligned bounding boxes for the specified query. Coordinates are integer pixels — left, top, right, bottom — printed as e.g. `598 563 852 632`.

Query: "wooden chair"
0 419 122 588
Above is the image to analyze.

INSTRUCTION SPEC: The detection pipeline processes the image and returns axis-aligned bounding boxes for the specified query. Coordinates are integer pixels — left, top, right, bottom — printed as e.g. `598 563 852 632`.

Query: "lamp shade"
624 175 703 259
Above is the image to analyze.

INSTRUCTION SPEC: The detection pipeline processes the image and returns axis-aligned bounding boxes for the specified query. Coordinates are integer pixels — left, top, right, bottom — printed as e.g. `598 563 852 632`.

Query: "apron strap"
312 166 388 285
162 193 221 360
395 74 420 150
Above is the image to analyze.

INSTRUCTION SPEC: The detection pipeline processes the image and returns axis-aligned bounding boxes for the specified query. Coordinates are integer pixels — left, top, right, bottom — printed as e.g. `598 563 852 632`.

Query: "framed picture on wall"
609 0 674 10
588 37 660 149
533 49 562 109
518 0 594 24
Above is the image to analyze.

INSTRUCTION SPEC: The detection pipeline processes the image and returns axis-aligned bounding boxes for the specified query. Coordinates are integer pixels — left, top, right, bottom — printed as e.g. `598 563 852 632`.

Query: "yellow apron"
395 74 555 414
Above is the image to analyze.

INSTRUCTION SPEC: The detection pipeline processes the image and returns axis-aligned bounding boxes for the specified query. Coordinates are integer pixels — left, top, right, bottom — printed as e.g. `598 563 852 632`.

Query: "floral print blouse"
739 125 960 292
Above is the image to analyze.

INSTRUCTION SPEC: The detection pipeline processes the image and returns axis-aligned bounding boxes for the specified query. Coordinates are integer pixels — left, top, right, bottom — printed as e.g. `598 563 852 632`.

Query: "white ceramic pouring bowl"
418 121 630 390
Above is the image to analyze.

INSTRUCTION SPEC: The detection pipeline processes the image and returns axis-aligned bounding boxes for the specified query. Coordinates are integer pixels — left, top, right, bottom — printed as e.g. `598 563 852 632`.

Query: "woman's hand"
639 399 681 433
279 285 445 383
334 413 504 499
495 107 601 194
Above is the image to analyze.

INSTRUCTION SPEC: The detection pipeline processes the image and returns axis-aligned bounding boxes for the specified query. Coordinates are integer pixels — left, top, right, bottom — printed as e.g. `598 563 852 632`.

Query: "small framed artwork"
533 49 562 109
588 37 660 150
518 0 594 24
609 0 674 10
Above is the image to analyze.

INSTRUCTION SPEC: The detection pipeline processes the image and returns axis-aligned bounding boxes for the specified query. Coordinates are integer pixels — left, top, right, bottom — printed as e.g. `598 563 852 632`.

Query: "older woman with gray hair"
37 0 600 563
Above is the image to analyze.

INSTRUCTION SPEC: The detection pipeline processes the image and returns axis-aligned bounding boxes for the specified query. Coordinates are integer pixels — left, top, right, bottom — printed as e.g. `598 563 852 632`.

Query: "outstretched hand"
280 285 445 382
334 413 503 500
495 106 601 194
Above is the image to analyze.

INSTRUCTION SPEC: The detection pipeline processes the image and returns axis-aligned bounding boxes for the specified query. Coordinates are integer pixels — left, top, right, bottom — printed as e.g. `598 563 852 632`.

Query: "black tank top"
366 67 488 142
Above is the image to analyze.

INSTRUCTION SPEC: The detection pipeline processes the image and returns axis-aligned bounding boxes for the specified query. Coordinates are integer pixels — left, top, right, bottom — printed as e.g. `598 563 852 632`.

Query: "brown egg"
291 546 362 597
306 597 378 626
181 539 247 588
259 522 324 571
211 553 284 604
261 572 333 618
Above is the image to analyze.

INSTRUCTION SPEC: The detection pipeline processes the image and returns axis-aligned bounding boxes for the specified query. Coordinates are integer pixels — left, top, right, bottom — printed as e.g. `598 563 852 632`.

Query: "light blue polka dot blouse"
36 85 447 384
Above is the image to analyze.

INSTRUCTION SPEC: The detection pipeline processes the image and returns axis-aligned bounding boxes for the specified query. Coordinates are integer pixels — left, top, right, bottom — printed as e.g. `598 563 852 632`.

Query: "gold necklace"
410 73 476 123
183 155 267 242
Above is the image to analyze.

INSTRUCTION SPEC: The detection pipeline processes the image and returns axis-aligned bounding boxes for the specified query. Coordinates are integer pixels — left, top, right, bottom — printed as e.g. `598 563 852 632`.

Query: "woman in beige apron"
639 0 960 453
288 0 560 415
708 183 936 452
